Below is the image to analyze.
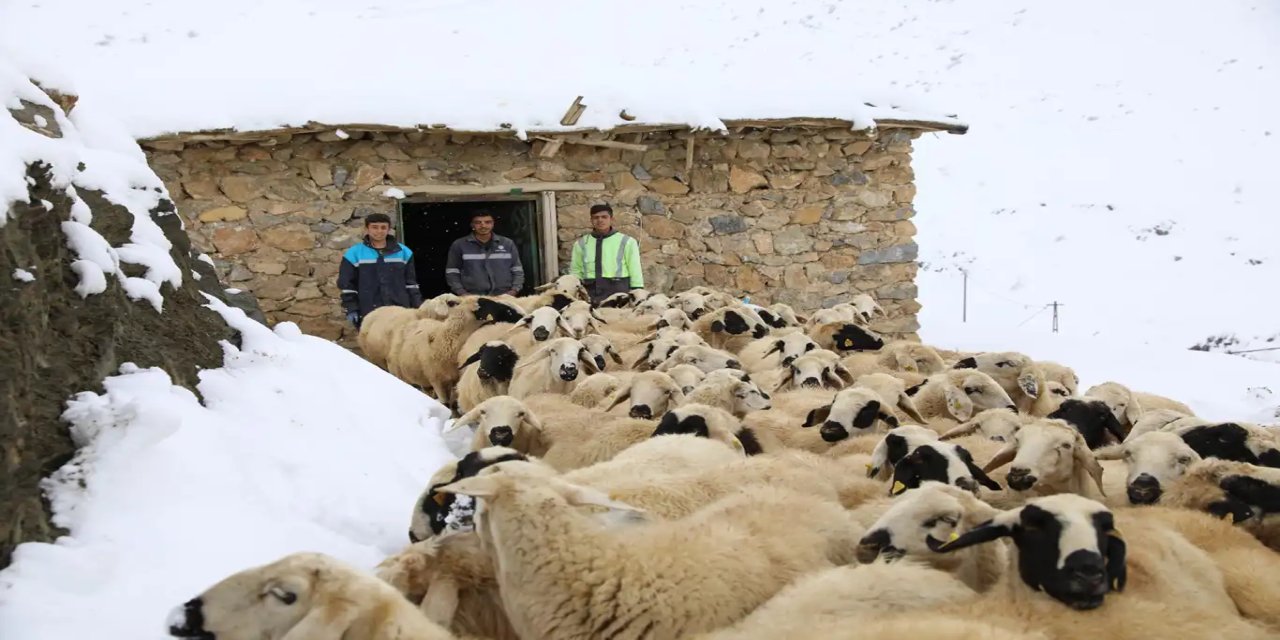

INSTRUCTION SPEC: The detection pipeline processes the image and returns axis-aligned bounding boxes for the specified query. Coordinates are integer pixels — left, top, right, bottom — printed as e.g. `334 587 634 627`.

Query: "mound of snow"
0 297 456 639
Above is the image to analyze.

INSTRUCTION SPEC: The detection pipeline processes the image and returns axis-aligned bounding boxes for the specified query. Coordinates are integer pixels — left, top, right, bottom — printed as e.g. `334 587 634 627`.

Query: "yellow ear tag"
865 463 873 472
892 481 906 495
432 493 448 506
1110 527 1124 539
1222 512 1236 523
484 314 493 321
843 339 853 347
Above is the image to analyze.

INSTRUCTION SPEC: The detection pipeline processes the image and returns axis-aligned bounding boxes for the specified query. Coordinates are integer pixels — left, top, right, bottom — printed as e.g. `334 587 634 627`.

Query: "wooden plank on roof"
534 135 648 152
391 182 606 196
560 96 587 126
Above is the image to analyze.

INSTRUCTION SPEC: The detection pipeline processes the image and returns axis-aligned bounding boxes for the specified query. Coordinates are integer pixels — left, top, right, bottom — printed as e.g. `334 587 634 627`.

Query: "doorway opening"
398 197 548 299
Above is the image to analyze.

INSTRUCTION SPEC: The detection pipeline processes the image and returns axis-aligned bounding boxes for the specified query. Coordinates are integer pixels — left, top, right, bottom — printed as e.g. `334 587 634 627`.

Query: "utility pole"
1051 301 1062 333
962 270 968 323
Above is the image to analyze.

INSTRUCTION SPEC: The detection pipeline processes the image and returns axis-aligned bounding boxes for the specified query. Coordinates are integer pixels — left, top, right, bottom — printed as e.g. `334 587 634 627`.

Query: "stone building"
138 115 966 342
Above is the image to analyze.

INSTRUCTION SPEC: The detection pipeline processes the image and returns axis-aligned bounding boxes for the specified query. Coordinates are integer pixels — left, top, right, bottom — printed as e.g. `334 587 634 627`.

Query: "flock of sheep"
167 275 1280 640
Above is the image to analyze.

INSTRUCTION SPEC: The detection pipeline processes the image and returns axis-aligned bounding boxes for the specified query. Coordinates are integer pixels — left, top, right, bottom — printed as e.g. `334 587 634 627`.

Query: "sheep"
507 305 576 345
601 370 686 419
446 396 550 456
375 533 516 640
395 297 525 405
1169 421 1280 467
167 551 458 640
852 372 928 424
1125 408 1205 440
535 403 749 471
866 424 941 479
925 494 1273 638
532 273 590 300
981 418 1112 503
846 292 887 322
671 290 712 319
454 340 519 414
665 363 708 394
691 562 985 640
432 468 865 640
597 288 650 309
808 321 885 353
1036 359 1079 396
578 333 623 372
908 370 1018 430
951 351 1050 416
356 304 419 369
626 335 708 371
567 372 622 408
506 290 576 314
634 292 672 314
766 302 806 327
654 343 742 374
856 481 1006 592
887 439 1005 497
938 407 1027 443
793 387 903 444
684 374 772 417
1045 398 1128 448
418 292 463 320
690 305 772 353
839 340 948 380
409 447 534 543
1077 381 1146 432
506 336 600 398
1091 430 1201 505
737 332 819 373
759 349 853 392
651 307 694 330
558 300 607 338
1158 458 1280 550
806 307 855 328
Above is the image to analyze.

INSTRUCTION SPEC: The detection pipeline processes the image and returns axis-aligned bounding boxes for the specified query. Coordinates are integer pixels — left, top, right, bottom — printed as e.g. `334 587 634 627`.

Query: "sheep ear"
445 406 483 433
944 385 974 422
557 316 576 337
1124 398 1143 426
533 282 554 292
898 393 928 424
1105 531 1127 592
555 480 646 513
764 340 785 357
590 309 608 324
579 348 601 374
803 404 833 428
823 368 847 389
638 331 660 343
459 350 483 370
795 314 810 325
522 409 544 432
982 442 1018 474
927 520 1013 554
435 475 502 499
774 368 796 393
1073 436 1107 496
603 383 633 411
957 446 1003 491
607 347 624 365
877 409 899 429
938 421 982 441
1094 444 1125 461
834 364 857 387
1017 371 1040 399
516 346 552 370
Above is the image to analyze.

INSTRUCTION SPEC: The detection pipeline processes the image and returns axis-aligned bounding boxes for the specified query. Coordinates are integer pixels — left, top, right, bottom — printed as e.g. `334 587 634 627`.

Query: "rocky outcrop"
1 93 264 568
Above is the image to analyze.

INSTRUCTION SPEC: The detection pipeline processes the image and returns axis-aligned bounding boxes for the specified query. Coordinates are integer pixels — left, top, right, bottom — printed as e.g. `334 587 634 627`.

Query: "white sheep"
737 332 819 373
578 333 623 372
759 349 853 392
395 297 525 405
532 273 590 300
665 363 708 394
167 551 458 640
853 372 928 424
1093 430 1202 505
839 340 947 381
683 374 773 417
357 305 419 369
506 336 600 398
981 418 1114 505
601 370 686 420
1125 408 1205 441
654 343 742 374
417 292 463 320
433 467 864 640
567 371 623 408
907 370 1018 430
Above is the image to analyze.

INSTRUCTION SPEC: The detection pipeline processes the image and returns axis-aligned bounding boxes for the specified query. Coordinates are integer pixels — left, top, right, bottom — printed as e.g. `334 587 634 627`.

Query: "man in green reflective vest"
570 203 645 305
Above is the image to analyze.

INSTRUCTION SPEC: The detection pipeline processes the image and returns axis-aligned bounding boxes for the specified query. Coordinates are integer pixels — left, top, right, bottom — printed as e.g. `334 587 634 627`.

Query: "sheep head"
1172 422 1280 468
656 344 741 374
931 494 1126 611
1083 381 1144 428
447 395 544 450
459 341 519 382
706 306 770 339
471 297 524 326
603 371 685 420
983 419 1105 497
937 370 1019 422
508 306 574 342
866 425 940 480
812 321 885 352
890 442 1003 496
802 387 897 443
1094 431 1199 505
651 403 754 455
774 350 853 392
516 337 599 382
857 481 998 564
579 334 622 371
939 407 1022 443
763 332 818 366
410 446 530 540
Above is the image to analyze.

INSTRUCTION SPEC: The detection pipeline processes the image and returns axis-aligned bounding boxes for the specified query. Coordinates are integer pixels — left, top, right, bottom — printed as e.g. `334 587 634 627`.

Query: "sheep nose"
408 528 421 543
819 422 848 442
532 327 550 341
1006 467 1037 491
488 426 514 446
802 377 821 388
782 355 796 365
594 355 606 370
726 360 742 370
954 357 978 369
559 364 579 381
856 529 891 564
1127 474 1162 505
630 405 653 419
167 598 206 638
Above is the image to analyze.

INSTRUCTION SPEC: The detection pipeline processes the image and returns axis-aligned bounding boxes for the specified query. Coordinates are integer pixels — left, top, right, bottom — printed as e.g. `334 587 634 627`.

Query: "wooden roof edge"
137 115 968 146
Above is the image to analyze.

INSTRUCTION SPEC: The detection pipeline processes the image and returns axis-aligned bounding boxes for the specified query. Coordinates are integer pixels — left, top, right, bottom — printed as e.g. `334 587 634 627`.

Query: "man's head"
589 204 613 234
364 213 392 243
471 211 496 239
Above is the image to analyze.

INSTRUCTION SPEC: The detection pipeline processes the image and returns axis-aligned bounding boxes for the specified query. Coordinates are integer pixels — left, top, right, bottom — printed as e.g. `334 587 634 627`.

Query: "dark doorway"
398 198 546 299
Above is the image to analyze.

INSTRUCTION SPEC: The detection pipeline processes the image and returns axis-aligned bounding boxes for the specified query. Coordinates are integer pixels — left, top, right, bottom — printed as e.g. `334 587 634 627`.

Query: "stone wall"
142 125 923 342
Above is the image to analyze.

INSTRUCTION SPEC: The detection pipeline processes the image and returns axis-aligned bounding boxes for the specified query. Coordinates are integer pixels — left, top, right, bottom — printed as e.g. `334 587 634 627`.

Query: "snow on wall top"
1 57 186 309
0 0 965 140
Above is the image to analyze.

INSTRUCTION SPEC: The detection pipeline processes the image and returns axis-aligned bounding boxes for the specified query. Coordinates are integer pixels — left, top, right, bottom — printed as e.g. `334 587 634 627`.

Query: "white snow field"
2 0 1280 638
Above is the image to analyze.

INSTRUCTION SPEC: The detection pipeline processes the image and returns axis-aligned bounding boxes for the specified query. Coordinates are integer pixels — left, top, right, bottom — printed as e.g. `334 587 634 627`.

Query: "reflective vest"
570 231 644 287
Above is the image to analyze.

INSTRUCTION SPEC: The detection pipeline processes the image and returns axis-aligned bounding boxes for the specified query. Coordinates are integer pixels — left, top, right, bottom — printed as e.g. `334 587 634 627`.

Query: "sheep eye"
805 344 816 352
963 387 978 395
991 435 1006 442
518 411 526 418
479 410 487 417
1176 455 1193 465
1057 442 1072 451
996 361 1014 368
268 587 297 605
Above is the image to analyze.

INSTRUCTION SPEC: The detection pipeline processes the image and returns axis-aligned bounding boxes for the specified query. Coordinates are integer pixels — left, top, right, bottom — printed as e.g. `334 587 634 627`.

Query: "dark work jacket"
338 235 423 316
444 234 525 296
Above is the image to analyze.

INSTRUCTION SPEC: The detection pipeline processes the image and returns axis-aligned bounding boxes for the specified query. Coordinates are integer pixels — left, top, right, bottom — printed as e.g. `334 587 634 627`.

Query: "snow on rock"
382 187 406 199
69 260 106 297
0 296 456 640
121 277 163 312
11 268 34 282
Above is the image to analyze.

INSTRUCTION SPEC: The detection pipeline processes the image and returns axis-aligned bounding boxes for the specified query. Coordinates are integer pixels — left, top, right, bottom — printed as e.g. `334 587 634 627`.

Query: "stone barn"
138 111 967 342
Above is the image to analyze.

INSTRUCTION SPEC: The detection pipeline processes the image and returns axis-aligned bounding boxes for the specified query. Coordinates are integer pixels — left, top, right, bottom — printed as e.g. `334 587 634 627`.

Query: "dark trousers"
584 277 631 306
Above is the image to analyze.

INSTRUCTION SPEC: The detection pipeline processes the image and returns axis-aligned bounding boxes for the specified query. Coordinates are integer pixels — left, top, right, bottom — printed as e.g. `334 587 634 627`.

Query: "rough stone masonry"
142 125 924 343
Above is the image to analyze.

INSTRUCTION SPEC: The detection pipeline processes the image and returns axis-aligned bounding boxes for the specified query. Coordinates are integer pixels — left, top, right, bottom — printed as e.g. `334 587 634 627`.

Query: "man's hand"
346 310 362 328
506 289 519 296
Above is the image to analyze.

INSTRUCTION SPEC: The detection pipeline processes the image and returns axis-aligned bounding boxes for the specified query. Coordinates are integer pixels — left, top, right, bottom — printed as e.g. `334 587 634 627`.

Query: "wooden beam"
685 134 696 174
391 182 606 196
537 138 564 158
560 96 587 126
534 135 648 152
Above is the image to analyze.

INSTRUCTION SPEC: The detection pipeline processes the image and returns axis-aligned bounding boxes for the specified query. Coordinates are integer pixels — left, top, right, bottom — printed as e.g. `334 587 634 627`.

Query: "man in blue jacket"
444 210 524 297
338 213 422 328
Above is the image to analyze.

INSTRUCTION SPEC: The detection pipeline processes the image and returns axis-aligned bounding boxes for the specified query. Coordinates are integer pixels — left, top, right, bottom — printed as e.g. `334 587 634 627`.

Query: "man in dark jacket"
338 213 423 328
444 211 524 296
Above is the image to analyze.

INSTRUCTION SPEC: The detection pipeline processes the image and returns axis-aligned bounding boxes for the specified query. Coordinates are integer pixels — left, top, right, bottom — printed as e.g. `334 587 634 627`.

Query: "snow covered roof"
0 0 967 143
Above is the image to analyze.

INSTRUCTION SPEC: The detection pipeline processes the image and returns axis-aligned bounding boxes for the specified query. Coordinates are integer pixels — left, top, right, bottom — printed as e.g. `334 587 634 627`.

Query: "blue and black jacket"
338 235 423 316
